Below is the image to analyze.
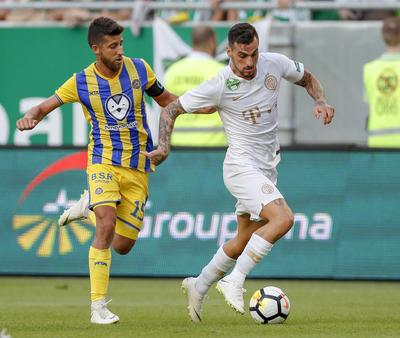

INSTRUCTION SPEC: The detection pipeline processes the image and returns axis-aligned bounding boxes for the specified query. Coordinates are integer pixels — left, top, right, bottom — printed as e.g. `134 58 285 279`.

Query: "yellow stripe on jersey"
142 59 157 90
85 66 116 166
54 56 155 172
125 59 147 170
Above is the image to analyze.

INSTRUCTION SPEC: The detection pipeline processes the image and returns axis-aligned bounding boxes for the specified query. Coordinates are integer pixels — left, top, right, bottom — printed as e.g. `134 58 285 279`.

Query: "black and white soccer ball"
249 286 290 324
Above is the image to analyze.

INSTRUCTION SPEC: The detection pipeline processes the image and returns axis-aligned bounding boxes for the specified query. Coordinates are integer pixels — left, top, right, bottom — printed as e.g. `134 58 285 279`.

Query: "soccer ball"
249 286 290 324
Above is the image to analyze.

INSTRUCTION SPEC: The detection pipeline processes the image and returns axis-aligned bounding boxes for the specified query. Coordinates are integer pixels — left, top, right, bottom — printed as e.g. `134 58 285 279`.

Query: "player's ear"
226 46 232 58
91 44 100 56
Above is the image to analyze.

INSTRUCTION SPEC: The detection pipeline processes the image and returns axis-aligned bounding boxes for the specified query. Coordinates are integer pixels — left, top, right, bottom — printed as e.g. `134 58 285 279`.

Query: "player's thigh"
114 168 149 241
87 164 121 210
224 164 283 221
259 198 294 224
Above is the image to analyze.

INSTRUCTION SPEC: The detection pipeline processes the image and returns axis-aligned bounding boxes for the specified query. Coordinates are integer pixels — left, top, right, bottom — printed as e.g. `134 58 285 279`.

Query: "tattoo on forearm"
158 99 186 152
295 70 325 103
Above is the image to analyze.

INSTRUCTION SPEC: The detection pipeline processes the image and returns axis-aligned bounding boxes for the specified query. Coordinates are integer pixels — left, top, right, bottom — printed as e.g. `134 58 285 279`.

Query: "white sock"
225 234 273 287
195 246 236 294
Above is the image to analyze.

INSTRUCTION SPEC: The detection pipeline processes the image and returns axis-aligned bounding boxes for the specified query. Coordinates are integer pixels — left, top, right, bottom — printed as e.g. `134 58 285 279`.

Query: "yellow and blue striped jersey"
55 56 157 172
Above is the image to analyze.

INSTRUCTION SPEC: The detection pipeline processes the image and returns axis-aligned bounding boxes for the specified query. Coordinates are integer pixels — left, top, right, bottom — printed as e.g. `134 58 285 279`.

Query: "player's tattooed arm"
159 98 186 153
142 98 187 166
295 69 335 125
295 69 326 102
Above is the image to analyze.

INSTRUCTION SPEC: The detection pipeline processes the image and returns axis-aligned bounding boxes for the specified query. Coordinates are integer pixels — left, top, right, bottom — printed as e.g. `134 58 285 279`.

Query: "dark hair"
382 16 400 47
228 23 258 47
87 17 124 47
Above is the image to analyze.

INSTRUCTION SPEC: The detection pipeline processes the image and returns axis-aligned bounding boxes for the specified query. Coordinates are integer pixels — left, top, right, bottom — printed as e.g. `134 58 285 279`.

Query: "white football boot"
216 278 246 314
181 277 206 323
58 190 89 226
90 299 119 324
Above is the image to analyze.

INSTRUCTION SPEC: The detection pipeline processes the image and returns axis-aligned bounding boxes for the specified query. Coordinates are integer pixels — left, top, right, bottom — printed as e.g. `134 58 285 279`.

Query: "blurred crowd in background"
0 0 399 26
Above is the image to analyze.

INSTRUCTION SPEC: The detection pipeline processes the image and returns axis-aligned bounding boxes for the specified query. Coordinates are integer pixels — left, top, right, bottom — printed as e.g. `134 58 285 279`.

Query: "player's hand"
16 116 39 131
141 147 169 166
314 100 335 125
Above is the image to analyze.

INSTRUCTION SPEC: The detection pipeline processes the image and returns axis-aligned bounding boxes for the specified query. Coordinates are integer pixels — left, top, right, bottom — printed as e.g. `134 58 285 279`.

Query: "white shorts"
223 162 283 221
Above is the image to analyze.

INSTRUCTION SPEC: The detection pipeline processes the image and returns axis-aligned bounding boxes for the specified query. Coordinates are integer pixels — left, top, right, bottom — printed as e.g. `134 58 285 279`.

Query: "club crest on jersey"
226 78 240 91
105 93 132 121
264 74 277 91
132 79 141 89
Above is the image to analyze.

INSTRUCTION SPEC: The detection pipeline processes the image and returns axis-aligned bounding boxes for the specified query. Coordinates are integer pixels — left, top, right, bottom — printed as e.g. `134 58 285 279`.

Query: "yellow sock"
89 246 111 302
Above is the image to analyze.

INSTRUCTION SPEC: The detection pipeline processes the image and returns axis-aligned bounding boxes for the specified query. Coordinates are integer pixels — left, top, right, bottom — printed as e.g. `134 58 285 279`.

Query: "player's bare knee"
277 210 294 235
96 213 117 234
113 244 132 255
112 236 135 255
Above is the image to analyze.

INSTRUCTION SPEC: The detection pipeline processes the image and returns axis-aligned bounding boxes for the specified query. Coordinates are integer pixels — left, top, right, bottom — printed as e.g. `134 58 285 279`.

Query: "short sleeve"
179 75 223 113
142 59 157 89
55 74 79 104
275 53 304 83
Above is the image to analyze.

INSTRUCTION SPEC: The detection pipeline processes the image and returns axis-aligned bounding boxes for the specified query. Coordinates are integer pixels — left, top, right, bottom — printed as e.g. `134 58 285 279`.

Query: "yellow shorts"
87 164 148 240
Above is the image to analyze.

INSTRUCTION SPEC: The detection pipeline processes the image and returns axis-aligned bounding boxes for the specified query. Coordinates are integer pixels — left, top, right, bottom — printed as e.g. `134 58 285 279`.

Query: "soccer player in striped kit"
16 17 177 324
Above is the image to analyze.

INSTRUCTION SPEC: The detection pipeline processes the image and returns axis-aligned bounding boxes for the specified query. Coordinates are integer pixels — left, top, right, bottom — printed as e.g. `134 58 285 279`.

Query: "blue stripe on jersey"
119 64 140 168
95 73 123 166
132 58 154 171
76 70 103 164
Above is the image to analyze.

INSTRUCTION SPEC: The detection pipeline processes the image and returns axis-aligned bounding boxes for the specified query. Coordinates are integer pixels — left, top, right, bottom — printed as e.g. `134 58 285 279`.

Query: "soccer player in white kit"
144 23 335 322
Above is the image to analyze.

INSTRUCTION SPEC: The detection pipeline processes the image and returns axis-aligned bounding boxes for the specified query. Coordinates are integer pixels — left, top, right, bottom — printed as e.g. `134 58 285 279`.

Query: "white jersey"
180 52 304 170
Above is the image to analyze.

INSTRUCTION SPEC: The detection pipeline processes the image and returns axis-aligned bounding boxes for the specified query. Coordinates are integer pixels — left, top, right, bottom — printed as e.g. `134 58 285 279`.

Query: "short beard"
101 56 119 73
240 68 256 80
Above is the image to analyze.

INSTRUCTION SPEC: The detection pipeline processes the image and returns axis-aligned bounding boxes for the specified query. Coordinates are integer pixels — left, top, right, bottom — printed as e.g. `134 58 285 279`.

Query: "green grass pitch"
0 277 399 338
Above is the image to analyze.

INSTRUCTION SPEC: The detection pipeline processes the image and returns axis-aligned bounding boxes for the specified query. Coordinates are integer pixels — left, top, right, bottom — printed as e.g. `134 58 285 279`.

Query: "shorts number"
131 200 145 221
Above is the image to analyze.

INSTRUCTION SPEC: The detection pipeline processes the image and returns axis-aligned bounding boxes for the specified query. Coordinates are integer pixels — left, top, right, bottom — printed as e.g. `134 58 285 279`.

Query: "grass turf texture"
0 278 399 338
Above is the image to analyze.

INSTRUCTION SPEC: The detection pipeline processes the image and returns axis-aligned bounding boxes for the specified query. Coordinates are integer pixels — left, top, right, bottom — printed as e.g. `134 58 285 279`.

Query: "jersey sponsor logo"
89 90 100 96
226 78 241 91
377 68 398 95
95 187 103 195
264 74 277 91
105 93 132 121
104 121 137 131
294 61 301 72
132 79 141 89
242 107 261 124
91 172 112 182
261 183 274 194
